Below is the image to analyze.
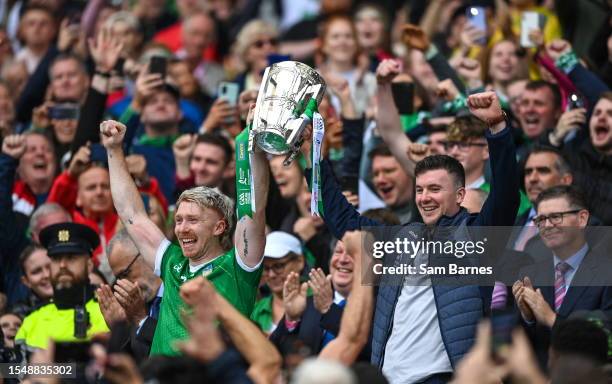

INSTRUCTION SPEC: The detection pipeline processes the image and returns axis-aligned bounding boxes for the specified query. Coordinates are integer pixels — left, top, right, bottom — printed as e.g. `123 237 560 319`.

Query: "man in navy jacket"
306 90 519 383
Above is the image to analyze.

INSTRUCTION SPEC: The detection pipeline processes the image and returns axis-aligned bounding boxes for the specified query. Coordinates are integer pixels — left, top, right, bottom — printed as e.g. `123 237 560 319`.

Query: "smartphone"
520 12 546 48
466 7 487 46
567 93 585 110
490 309 518 360
89 143 108 163
267 54 291 66
49 104 80 120
55 341 92 364
341 175 359 195
149 56 167 78
217 82 240 107
391 82 415 115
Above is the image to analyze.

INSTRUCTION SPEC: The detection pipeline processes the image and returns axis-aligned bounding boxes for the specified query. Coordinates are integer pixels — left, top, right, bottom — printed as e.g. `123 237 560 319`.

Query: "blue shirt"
553 243 589 287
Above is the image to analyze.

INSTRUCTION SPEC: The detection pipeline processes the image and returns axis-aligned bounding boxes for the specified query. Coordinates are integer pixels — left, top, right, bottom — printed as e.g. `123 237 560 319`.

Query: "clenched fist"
376 59 401 85
467 92 505 131
2 134 26 159
100 120 127 149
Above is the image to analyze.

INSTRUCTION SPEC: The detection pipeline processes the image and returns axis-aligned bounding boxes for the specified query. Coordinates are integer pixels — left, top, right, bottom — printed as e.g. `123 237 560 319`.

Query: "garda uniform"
15 223 109 351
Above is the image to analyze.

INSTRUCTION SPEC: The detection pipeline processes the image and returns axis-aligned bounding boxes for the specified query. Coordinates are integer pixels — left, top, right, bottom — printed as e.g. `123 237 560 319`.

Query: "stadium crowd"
0 0 611 383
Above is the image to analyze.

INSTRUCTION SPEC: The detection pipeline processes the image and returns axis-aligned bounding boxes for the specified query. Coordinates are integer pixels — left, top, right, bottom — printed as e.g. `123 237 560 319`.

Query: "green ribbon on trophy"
293 98 325 217
235 124 254 219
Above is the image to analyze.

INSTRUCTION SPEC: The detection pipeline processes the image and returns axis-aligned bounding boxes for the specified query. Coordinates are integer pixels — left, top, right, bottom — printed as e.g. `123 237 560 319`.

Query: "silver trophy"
250 61 326 165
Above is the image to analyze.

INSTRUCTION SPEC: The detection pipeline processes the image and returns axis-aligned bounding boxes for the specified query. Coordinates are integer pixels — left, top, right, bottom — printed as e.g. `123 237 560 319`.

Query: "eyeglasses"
114 252 140 281
252 38 278 49
263 257 296 275
443 141 487 151
532 210 582 228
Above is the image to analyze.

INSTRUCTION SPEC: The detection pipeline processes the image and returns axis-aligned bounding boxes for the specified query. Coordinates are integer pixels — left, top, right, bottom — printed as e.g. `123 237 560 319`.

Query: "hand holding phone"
520 12 546 48
466 7 487 46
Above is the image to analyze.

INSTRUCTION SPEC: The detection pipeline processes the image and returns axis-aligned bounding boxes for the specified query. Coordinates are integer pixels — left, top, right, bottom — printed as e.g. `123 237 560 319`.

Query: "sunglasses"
252 38 278 49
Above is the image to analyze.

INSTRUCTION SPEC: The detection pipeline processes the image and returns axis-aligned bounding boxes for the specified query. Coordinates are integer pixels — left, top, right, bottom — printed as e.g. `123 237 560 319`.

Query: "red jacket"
12 180 37 217
47 171 168 265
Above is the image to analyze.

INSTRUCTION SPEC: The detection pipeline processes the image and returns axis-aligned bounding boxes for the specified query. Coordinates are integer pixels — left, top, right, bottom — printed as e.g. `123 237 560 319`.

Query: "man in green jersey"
100 119 269 356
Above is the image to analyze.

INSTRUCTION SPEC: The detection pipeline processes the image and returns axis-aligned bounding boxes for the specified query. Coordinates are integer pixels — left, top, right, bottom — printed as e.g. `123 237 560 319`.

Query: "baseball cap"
264 231 302 259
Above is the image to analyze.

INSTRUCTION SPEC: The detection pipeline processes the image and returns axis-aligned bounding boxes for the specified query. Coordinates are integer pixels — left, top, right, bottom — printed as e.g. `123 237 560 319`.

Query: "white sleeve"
235 248 263 272
154 238 171 276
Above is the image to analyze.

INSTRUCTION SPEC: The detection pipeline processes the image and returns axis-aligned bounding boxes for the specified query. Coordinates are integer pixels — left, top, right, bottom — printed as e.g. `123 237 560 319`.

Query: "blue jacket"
306 123 519 369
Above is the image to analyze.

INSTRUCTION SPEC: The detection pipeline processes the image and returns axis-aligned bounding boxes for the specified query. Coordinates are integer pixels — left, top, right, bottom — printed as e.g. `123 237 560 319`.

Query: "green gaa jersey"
150 239 262 356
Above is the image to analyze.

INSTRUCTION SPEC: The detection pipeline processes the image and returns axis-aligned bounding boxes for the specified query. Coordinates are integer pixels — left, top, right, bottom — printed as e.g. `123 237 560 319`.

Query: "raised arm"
375 59 418 177
319 230 373 365
100 120 166 268
467 92 520 226
235 106 269 268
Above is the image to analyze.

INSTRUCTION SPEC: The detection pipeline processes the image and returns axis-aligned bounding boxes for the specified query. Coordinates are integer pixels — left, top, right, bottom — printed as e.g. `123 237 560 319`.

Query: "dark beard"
54 282 95 309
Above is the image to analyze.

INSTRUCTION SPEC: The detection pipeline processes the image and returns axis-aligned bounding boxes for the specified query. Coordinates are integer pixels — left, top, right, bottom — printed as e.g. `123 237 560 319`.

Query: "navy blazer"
518 247 612 369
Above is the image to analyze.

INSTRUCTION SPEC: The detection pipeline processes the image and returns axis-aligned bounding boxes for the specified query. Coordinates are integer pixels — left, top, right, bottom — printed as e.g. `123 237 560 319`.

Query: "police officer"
15 223 109 352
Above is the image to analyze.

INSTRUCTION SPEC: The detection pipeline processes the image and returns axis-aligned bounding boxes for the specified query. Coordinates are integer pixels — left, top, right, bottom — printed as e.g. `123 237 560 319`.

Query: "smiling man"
369 145 417 224
307 91 520 383
512 185 612 368
101 119 269 356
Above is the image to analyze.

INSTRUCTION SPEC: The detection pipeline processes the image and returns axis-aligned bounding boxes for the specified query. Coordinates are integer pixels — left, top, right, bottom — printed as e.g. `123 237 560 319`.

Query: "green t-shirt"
150 239 262 356
250 295 274 334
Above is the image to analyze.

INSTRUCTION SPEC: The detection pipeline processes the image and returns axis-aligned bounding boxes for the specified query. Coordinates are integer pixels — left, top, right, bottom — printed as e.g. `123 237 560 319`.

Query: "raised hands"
100 120 127 150
89 27 124 74
376 59 401 85
545 39 572 62
113 279 148 325
1 134 26 159
407 142 431 163
550 108 587 146
436 79 461 102
283 271 308 322
125 154 149 186
68 144 91 178
309 268 333 314
467 91 505 131
401 24 430 52
97 284 127 327
172 134 196 179
456 58 483 89
200 98 238 133
132 67 164 111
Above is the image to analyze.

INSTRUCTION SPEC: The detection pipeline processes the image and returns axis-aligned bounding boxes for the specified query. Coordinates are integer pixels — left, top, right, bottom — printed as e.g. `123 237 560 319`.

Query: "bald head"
107 229 161 302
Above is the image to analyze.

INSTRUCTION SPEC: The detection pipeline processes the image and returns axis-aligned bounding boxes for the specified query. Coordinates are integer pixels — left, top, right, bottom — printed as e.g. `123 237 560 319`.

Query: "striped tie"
554 262 571 312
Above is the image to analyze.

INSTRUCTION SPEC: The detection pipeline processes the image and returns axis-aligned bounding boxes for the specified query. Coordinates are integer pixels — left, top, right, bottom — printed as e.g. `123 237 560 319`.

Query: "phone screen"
149 56 167 78
467 7 487 45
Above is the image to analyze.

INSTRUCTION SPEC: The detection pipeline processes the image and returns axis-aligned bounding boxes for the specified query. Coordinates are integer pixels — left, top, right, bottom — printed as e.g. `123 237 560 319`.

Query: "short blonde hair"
234 20 278 63
176 187 235 250
104 11 141 33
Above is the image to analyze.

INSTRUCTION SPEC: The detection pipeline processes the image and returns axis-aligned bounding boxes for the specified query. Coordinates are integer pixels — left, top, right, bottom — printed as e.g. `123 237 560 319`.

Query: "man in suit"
100 229 163 362
513 185 612 369
269 238 359 357
513 146 572 252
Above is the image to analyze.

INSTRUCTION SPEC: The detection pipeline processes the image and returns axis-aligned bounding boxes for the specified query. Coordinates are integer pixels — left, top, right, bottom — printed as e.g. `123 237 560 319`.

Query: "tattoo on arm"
243 228 248 258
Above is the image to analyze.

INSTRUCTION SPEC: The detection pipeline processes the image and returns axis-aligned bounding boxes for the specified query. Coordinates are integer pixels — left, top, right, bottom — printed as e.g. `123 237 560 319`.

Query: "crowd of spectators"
0 0 611 383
